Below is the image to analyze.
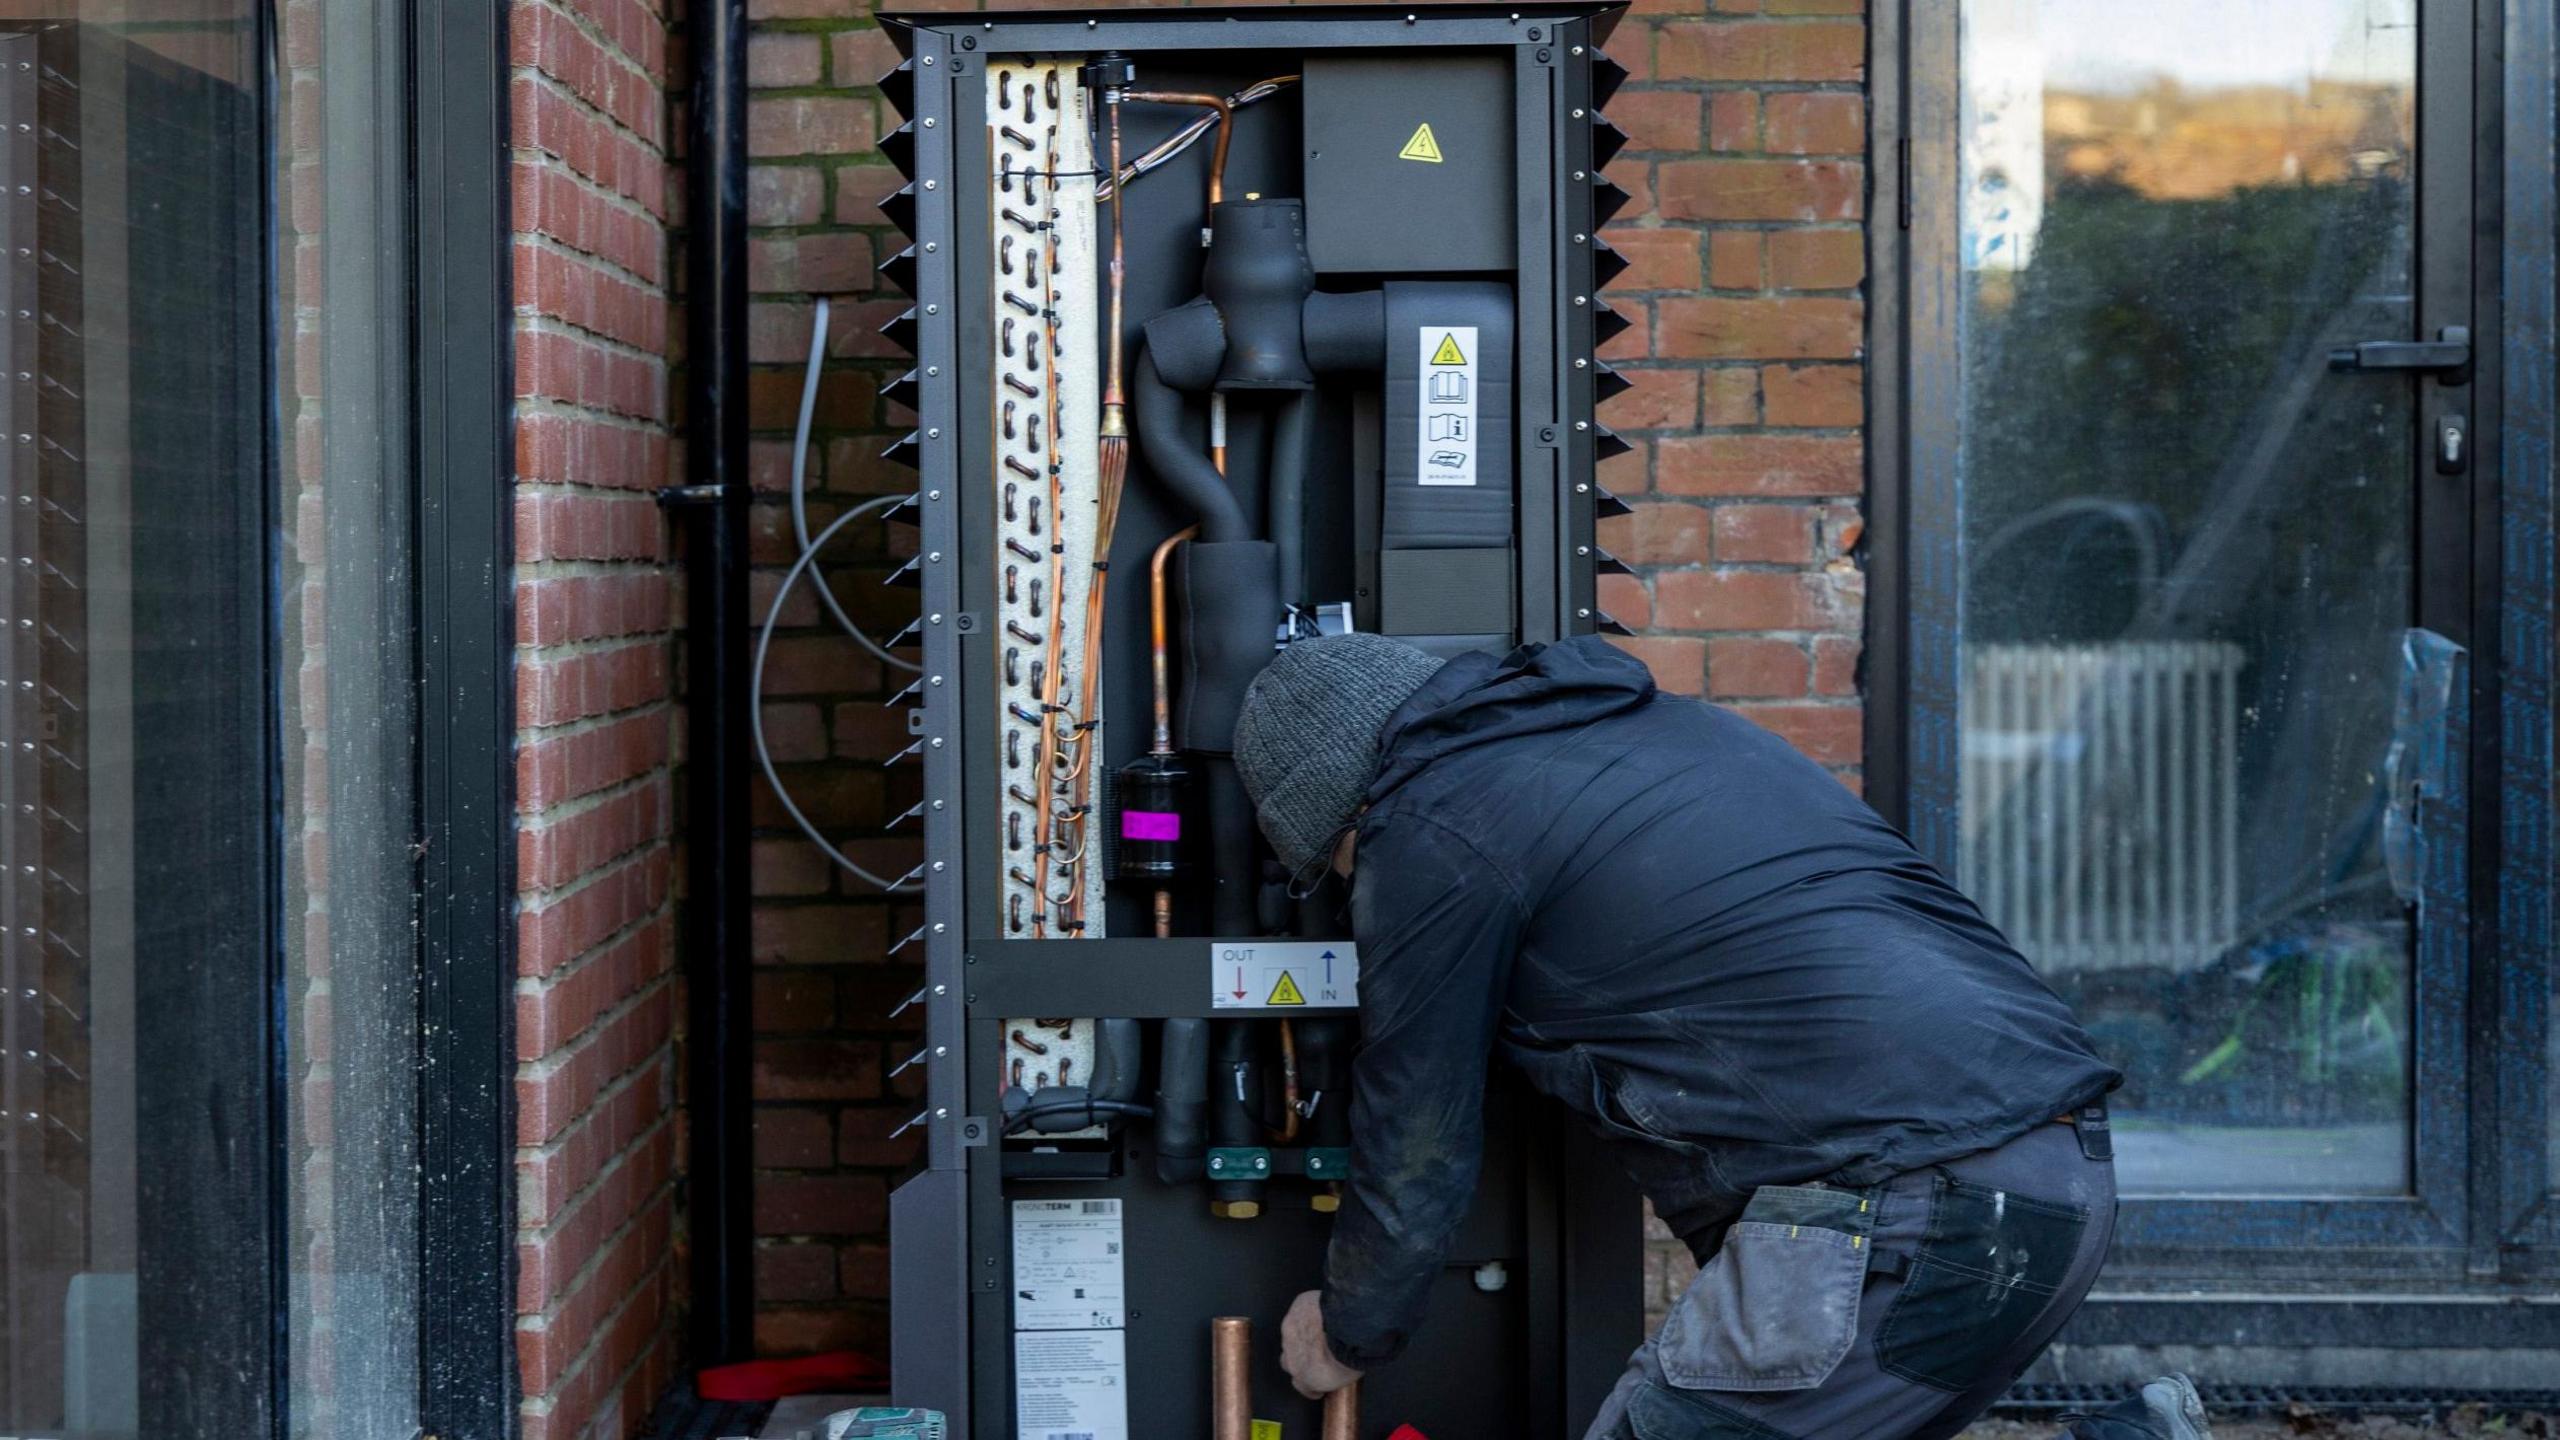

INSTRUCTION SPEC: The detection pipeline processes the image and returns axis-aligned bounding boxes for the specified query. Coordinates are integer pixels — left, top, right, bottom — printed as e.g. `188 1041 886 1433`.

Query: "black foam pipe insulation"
1170 539 1280 750
1203 198 1317 391
1208 1020 1266 1211
1153 1018 1211 1184
1134 347 1250 542
1267 388 1316 608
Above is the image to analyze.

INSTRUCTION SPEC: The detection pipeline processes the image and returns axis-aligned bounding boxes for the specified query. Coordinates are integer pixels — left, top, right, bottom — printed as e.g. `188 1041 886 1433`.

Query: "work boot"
2060 1374 2211 1440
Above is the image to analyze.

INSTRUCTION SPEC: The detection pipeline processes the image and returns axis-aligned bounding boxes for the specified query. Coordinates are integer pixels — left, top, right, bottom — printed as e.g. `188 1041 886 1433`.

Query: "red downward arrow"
1232 965 1247 999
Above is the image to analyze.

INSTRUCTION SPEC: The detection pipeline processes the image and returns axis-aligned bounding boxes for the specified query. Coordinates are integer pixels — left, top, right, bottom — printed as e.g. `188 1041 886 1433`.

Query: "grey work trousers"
1586 1114 2117 1440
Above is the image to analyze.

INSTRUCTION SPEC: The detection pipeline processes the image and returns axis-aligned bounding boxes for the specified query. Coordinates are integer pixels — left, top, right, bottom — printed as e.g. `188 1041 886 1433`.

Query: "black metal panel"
1304 54 1517 274
885 12 1631 1433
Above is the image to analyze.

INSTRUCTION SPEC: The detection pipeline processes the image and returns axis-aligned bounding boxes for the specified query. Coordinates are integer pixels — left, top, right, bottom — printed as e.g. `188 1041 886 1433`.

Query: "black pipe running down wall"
681 0 755 1369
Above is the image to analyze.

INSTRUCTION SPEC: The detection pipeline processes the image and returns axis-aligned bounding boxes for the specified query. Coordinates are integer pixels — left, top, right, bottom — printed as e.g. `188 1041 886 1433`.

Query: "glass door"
1901 0 2478 1257
0 6 426 1435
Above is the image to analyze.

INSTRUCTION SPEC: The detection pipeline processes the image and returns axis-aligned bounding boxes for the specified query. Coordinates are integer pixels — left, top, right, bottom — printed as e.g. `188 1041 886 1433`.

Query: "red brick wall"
1591 0 1869 1320
737 2 922 1363
509 2 687 1437
731 0 1871 1350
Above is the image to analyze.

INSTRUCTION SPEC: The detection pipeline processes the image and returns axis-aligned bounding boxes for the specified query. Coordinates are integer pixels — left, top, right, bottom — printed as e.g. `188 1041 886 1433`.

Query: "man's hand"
1279 1290 1363 1399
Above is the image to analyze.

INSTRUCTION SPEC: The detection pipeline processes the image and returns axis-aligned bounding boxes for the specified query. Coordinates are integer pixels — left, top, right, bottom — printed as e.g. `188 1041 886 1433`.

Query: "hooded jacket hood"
1369 638 1658 804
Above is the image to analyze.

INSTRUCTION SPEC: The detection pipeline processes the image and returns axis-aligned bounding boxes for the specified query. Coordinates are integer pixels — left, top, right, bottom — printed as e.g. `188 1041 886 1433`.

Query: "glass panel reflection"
0 8 418 1434
1955 0 2419 1196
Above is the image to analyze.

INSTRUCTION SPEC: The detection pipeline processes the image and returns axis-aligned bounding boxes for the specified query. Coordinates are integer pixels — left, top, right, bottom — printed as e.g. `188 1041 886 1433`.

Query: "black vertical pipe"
684 0 754 1369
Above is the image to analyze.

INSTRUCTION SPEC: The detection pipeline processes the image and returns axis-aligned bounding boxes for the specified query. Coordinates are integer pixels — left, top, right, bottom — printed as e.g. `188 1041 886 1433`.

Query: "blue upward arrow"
1320 950 1336 982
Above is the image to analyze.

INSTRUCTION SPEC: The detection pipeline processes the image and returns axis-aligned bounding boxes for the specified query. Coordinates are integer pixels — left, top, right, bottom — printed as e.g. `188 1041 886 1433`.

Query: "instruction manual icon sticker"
1399 122 1444 163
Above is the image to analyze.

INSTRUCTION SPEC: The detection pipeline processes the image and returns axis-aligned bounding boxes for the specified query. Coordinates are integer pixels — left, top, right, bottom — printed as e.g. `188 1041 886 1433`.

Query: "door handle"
2327 325 2472 384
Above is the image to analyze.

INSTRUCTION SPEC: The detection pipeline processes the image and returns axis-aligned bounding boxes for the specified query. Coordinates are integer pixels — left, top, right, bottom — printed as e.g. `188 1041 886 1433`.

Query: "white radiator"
1961 642 2246 975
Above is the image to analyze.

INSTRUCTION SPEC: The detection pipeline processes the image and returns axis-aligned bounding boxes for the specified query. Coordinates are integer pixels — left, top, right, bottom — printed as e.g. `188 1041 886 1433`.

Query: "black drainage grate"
1996 1382 2560 1419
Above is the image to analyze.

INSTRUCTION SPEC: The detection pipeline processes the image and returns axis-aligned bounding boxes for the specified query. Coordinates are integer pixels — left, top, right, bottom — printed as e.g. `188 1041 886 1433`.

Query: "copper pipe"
1124 90 1234 206
1148 524 1199 754
1323 1380 1359 1440
1153 887 1174 939
1106 75 1296 199
1277 1020 1301 1141
1029 140 1070 936
1211 1317 1253 1440
1100 88 1132 418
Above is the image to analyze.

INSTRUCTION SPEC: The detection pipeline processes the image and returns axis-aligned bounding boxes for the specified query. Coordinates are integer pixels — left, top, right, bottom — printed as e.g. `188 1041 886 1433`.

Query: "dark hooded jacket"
1319 637 2121 1368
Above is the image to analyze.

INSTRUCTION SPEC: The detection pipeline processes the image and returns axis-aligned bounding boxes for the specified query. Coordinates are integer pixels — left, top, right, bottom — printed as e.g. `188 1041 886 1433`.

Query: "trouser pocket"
1625 1381 1801 1440
1875 1174 2089 1393
1655 1185 1874 1393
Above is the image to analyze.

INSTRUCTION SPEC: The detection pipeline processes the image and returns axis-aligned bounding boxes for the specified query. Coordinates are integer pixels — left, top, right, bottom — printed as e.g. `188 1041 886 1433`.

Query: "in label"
1211 941 1360 1010
1417 325 1479 487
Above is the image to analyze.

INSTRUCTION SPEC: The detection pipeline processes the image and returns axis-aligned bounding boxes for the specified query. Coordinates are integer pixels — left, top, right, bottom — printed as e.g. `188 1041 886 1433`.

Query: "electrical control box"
871 8 1645 1435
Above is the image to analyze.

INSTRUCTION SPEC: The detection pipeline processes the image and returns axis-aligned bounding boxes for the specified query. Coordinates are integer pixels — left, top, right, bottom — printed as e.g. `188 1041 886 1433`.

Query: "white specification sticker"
1417 324 1479 487
1011 1198 1126 1331
1014 1328 1129 1440
1013 1200 1128 1440
1210 940 1360 1010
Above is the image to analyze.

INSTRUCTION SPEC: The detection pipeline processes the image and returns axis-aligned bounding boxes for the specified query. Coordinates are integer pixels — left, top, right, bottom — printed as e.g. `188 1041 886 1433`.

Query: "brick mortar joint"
515 1109 680 1254
519 0 670 80
513 1054 678 1170
518 703 673 751
513 149 682 233
519 843 676 925
519 315 681 373
515 981 679 1089
510 65 675 164
513 231 679 302
514 908 674 1005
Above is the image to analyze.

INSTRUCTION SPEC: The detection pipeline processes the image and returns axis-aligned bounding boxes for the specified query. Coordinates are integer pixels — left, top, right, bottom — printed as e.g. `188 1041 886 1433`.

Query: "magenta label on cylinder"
1121 810 1181 842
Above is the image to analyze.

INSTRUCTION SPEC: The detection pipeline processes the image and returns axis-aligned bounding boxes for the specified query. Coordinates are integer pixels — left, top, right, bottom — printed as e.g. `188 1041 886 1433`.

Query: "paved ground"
1962 1409 2560 1438
751 1394 2560 1438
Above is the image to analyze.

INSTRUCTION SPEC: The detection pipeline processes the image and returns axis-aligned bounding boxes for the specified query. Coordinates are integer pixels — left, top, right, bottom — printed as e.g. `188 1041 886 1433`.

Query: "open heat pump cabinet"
873 9 1644 1435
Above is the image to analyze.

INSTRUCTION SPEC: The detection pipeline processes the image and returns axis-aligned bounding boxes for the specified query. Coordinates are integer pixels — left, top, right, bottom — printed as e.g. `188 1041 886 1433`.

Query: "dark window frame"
1867 0 2559 1292
410 0 517 1435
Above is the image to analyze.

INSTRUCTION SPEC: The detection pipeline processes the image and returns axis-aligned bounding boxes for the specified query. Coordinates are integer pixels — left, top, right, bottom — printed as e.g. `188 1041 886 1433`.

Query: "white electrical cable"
753 493 920 892
793 295 922 675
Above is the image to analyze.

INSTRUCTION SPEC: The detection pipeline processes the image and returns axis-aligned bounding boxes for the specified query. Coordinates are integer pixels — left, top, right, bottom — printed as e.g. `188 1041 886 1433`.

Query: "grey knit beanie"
1232 633 1445 877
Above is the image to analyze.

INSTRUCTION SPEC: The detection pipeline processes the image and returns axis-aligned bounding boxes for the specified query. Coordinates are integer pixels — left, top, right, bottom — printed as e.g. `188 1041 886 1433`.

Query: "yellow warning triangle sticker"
1265 970 1307 1006
1430 332 1468 366
1399 122 1444 164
